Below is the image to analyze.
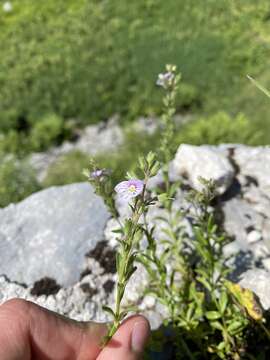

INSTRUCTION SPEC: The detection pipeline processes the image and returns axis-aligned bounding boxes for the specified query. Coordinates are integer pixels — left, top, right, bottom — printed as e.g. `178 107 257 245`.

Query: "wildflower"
91 169 104 179
156 71 175 89
3 2 12 12
115 179 144 200
89 168 111 180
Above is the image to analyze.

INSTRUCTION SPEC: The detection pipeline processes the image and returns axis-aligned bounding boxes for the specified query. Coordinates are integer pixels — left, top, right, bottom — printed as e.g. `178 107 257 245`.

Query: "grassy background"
1 0 270 136
1 0 270 205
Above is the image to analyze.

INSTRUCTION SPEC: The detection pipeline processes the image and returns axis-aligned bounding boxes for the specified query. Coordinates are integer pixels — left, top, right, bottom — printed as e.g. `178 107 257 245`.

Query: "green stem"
178 335 196 360
259 321 270 341
106 182 148 344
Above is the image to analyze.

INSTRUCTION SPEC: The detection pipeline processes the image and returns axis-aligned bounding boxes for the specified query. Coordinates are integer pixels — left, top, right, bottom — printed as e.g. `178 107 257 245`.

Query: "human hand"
0 299 150 360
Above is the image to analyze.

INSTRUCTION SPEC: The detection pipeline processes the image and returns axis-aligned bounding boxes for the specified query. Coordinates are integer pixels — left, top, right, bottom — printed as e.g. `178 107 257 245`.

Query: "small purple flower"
91 169 104 179
90 168 111 180
156 71 175 88
115 179 144 200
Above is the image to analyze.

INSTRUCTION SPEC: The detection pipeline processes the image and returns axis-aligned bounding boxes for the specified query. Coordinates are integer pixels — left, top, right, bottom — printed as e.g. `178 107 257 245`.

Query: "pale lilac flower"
115 179 144 200
90 168 111 180
156 71 175 89
91 169 104 179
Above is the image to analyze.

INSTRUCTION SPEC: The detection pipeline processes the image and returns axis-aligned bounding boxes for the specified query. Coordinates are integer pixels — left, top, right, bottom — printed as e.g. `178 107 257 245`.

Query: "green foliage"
0 130 25 155
0 156 40 207
94 130 161 186
89 151 160 345
0 0 270 144
30 113 64 151
42 150 90 187
176 112 263 146
43 129 161 190
89 67 270 358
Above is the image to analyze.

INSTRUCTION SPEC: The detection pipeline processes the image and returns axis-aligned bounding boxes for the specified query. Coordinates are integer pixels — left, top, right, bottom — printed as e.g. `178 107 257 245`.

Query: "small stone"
247 230 262 244
250 241 270 259
143 295 156 309
262 258 270 272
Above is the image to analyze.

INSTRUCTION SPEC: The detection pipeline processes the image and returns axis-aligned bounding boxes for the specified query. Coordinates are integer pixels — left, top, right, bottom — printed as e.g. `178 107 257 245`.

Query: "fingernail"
131 321 150 353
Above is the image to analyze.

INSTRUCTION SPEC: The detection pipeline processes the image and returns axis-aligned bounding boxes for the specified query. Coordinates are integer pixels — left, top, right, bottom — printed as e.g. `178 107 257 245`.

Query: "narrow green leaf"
247 75 270 99
102 306 115 319
210 321 224 331
227 321 244 334
219 292 228 314
197 276 211 291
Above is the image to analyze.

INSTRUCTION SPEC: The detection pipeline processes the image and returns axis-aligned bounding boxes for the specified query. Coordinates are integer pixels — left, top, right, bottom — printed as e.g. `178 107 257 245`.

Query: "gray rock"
0 183 110 286
222 198 264 248
247 230 262 244
233 146 270 195
73 115 123 155
243 185 270 219
172 144 235 194
0 274 112 323
239 269 270 310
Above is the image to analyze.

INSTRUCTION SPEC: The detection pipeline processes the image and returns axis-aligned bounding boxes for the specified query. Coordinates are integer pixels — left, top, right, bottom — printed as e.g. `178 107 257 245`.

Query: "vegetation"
0 155 40 207
175 112 263 146
87 65 270 359
1 0 270 140
1 0 270 204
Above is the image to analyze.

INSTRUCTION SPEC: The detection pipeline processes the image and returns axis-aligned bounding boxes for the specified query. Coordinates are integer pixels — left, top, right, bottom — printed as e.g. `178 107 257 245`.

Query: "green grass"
0 0 270 141
44 129 161 188
1 0 270 206
0 155 40 207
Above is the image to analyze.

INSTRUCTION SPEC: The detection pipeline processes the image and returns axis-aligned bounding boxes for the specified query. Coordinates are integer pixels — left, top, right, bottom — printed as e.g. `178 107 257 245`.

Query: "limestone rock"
222 198 264 248
0 183 110 286
172 144 235 194
233 146 270 195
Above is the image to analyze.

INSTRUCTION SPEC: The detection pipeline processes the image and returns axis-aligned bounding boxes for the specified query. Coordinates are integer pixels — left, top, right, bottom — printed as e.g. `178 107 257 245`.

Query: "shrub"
42 150 90 187
0 130 24 155
30 113 64 151
0 156 40 207
175 111 263 146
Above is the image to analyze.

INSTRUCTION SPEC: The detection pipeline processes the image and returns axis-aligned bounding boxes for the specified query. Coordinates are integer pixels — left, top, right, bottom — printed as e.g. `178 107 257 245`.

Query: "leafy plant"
86 65 270 358
175 111 262 146
30 113 64 151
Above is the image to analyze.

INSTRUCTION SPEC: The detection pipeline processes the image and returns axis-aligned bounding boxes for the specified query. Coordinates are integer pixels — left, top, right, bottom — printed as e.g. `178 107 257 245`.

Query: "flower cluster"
89 168 111 180
156 64 177 89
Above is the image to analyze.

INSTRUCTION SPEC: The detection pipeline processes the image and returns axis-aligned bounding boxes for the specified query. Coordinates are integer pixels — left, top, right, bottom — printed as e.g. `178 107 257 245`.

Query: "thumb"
98 315 150 360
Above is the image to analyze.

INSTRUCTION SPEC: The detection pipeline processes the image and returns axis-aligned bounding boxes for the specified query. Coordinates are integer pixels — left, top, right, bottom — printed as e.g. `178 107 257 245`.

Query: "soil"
30 277 61 296
86 241 116 273
80 283 98 297
103 279 115 294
